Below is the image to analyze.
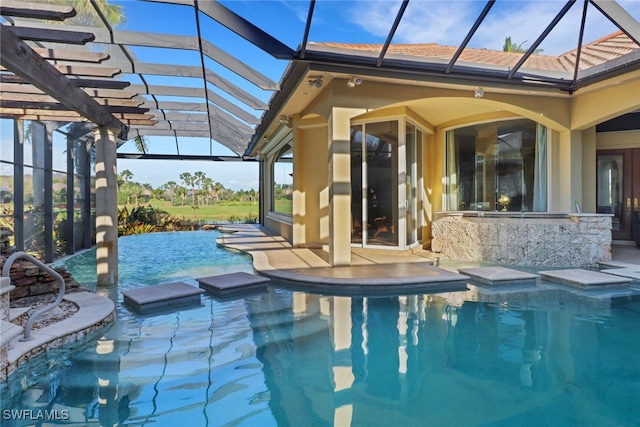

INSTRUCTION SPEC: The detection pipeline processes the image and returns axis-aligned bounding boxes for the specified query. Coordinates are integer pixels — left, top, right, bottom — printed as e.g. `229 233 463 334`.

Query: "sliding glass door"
351 119 422 249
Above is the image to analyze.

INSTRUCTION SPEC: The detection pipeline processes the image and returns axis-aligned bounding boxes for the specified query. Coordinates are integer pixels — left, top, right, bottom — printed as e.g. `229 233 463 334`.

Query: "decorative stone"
432 213 612 267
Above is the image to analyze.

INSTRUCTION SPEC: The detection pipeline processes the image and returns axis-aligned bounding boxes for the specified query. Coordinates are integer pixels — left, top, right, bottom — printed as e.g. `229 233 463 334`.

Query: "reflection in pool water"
1 231 639 426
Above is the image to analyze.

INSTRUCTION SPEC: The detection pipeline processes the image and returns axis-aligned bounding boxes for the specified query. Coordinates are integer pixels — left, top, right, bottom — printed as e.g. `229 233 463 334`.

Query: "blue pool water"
2 231 640 426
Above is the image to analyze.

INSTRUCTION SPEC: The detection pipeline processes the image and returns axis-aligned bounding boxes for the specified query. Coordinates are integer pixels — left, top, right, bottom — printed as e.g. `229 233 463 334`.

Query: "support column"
13 120 24 250
581 127 597 213
94 127 118 285
551 130 583 212
328 108 362 266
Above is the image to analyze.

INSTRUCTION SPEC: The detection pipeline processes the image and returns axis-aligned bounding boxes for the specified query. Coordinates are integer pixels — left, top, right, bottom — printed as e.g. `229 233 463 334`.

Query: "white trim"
267 210 293 224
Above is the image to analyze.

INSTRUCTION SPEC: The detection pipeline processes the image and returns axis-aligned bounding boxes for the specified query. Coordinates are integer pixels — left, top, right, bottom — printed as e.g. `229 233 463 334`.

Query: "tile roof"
312 31 639 74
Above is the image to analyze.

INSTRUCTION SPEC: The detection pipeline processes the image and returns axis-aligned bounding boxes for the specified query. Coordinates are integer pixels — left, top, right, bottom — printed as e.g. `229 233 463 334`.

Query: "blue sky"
3 1 639 191
117 0 640 190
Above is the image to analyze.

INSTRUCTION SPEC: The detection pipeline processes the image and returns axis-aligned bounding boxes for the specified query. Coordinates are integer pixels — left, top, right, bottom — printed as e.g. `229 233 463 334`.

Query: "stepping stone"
197 272 270 297
598 261 639 269
122 282 205 314
601 267 640 283
457 266 538 286
539 269 632 289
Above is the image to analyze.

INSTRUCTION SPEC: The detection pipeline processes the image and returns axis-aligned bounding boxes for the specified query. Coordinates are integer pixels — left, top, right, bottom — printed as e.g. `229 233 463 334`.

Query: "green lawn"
120 199 258 222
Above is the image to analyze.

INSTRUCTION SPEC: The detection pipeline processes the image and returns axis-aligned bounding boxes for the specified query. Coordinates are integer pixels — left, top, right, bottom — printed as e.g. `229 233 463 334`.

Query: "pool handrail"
2 251 66 342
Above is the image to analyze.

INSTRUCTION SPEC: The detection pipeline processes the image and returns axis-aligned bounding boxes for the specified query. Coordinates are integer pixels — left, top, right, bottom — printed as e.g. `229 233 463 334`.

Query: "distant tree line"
117 170 258 207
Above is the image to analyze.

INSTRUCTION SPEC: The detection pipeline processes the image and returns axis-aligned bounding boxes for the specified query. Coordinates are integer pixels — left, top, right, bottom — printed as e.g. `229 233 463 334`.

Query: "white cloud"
346 0 639 55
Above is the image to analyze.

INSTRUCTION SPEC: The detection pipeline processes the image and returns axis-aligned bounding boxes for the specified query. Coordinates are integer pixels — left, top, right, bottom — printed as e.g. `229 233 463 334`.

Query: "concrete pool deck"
217 225 640 284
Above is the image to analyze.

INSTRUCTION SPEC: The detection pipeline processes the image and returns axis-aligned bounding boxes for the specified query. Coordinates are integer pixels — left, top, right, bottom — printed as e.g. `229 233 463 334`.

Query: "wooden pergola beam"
0 25 126 136
33 47 109 63
1 64 121 78
0 112 156 126
0 107 153 121
0 0 76 21
6 26 95 45
1 100 147 114
0 73 131 90
52 65 121 78
0 93 144 107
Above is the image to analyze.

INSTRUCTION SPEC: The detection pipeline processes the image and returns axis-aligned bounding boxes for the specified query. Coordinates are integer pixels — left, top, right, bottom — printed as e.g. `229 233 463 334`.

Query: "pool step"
457 266 538 286
197 272 270 298
540 269 632 289
122 282 205 314
0 320 23 349
10 307 30 324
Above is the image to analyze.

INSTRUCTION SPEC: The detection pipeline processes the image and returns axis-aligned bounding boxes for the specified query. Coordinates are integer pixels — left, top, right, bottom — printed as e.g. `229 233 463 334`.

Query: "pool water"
2 231 640 426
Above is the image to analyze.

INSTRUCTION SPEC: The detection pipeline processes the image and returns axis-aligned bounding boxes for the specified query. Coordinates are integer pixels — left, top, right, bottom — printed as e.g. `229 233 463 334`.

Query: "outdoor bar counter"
431 212 612 267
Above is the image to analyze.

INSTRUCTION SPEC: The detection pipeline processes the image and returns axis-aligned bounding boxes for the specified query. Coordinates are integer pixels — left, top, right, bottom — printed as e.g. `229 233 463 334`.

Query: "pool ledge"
215 225 469 291
1 291 115 382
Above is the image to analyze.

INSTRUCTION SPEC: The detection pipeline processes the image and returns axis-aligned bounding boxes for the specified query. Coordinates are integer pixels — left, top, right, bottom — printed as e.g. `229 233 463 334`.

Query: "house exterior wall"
596 129 640 150
260 72 638 265
293 122 330 246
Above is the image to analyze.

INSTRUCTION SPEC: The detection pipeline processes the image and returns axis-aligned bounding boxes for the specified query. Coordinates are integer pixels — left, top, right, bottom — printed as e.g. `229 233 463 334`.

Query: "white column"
93 127 118 285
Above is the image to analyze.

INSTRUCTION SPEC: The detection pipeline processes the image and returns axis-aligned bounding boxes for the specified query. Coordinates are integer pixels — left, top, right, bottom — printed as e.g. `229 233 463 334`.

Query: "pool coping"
2 291 115 382
215 225 640 295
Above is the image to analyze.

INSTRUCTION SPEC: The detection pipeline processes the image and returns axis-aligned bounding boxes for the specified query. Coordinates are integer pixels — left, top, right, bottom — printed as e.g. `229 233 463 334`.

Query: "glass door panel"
406 123 417 246
597 149 639 241
597 154 624 233
366 121 398 247
351 125 364 244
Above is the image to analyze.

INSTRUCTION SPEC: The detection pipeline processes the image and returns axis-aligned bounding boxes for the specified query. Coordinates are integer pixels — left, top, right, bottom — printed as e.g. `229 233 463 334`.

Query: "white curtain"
445 132 458 210
533 124 547 212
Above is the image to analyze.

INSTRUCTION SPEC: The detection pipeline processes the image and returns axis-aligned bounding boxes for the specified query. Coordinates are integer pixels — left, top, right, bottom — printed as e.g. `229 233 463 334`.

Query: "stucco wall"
596 129 640 150
265 214 293 243
294 125 329 246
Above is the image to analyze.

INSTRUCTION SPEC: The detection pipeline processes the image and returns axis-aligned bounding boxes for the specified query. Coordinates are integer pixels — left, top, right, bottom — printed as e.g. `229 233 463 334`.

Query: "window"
272 143 293 215
446 119 547 212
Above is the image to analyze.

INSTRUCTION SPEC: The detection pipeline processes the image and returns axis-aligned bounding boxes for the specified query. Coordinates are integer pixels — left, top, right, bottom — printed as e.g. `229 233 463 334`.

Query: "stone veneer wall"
431 213 612 267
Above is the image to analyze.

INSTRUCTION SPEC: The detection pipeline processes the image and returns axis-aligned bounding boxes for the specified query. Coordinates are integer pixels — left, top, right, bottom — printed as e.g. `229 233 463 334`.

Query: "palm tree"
130 135 149 153
34 0 125 27
503 36 527 53
503 36 543 54
175 186 186 206
179 172 196 205
162 180 177 204
201 177 214 206
119 169 133 184
211 181 225 204
194 171 206 206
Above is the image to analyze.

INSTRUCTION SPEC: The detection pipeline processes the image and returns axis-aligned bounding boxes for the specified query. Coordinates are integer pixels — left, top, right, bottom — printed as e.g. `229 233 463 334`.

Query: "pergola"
1 0 639 282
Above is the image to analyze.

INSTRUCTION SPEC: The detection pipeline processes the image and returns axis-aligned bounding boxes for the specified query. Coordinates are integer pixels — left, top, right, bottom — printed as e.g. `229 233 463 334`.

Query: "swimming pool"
2 231 640 426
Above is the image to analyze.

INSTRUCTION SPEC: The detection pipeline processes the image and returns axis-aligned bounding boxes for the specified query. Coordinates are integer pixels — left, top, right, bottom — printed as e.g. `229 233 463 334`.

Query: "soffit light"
279 115 291 125
307 77 323 88
347 76 363 88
